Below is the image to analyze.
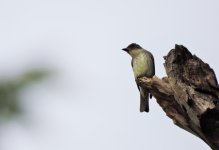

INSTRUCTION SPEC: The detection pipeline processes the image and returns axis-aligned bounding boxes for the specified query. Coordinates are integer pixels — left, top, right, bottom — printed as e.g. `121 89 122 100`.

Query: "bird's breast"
132 54 154 79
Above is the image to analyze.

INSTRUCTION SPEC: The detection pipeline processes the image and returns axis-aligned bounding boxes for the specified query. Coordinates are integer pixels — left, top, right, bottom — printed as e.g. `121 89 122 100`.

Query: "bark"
137 45 219 150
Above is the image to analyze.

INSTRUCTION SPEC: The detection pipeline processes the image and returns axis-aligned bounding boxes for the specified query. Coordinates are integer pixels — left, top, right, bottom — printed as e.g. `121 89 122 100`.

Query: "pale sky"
0 0 218 149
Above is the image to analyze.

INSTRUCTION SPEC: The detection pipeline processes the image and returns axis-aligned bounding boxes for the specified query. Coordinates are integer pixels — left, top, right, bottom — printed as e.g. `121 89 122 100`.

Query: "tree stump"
137 45 219 150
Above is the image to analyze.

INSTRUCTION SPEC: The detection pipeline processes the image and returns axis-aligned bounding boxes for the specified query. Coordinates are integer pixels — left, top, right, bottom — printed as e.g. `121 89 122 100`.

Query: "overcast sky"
0 0 218 150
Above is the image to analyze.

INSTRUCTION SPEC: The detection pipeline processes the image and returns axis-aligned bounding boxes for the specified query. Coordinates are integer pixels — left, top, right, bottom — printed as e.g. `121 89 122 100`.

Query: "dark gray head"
122 43 142 53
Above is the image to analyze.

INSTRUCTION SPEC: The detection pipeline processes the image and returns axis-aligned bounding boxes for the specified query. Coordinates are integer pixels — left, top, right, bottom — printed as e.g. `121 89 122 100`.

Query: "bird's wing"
146 51 155 75
145 51 155 98
131 59 133 68
151 53 155 75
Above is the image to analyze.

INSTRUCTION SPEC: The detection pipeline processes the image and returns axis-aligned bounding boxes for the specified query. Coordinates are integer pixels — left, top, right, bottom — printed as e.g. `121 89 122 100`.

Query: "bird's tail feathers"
139 88 149 112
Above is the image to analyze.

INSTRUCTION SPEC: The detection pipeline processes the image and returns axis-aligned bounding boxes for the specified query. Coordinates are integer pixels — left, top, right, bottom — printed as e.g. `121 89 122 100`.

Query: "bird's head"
122 43 142 56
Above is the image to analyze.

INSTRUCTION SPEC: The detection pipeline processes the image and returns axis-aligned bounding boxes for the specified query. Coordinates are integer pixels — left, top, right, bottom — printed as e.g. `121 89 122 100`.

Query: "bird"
122 43 155 112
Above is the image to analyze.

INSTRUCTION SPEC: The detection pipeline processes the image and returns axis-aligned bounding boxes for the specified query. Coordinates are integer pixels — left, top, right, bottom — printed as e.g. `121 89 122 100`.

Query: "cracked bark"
137 45 219 150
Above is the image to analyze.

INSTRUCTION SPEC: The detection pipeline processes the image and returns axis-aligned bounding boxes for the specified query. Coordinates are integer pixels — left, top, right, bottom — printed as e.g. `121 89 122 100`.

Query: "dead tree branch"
137 45 219 150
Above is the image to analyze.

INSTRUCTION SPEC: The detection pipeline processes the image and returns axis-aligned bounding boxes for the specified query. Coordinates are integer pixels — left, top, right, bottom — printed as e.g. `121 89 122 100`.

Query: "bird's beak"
122 48 128 51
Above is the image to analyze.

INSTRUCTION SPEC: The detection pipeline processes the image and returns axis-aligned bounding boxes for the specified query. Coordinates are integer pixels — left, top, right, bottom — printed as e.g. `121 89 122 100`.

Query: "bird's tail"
139 87 149 112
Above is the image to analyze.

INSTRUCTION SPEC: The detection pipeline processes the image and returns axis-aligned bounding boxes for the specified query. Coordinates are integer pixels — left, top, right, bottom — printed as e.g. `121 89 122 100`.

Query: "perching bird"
122 43 155 112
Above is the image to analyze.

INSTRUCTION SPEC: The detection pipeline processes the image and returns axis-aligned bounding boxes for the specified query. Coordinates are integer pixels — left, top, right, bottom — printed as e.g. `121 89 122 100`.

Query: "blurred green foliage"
0 69 49 119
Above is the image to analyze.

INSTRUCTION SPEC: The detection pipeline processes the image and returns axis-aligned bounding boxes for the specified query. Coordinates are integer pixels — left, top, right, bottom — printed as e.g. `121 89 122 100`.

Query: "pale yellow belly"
132 55 148 79
132 52 155 79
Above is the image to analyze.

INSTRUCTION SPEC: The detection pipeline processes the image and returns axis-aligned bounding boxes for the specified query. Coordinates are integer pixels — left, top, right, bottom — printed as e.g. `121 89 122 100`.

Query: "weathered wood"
137 45 219 150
